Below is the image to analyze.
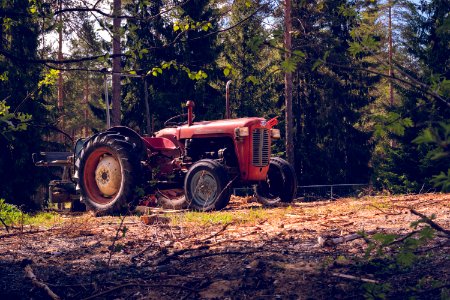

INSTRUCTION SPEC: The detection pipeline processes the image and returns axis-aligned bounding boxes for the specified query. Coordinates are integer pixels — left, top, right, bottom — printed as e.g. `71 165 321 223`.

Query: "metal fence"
297 184 369 201
233 183 369 201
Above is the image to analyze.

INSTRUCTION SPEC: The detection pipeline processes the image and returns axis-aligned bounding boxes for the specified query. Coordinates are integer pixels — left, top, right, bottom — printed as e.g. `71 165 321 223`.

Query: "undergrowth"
355 213 449 299
0 199 63 229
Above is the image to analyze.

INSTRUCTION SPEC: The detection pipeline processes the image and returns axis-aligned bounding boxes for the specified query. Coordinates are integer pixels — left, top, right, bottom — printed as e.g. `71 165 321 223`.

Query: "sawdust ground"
0 193 449 299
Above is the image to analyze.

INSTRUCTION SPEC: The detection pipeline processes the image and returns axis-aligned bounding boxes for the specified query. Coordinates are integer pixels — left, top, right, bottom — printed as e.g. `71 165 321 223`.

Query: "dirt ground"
0 193 449 299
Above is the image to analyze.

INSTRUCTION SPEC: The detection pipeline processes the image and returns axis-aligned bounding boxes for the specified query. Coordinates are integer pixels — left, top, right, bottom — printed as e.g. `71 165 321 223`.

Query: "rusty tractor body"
34 100 297 214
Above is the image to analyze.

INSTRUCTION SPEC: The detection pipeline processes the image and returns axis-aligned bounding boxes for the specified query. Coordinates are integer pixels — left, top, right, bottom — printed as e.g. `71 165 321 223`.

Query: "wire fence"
297 184 369 201
233 183 369 201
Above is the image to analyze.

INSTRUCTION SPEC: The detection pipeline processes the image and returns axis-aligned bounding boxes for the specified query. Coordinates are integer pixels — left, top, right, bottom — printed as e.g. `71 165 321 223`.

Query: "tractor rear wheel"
184 159 231 211
255 157 297 206
76 132 142 215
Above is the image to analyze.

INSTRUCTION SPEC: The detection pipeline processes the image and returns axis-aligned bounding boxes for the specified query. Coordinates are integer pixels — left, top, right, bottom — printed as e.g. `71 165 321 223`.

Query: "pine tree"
122 0 223 132
290 0 375 184
0 0 53 208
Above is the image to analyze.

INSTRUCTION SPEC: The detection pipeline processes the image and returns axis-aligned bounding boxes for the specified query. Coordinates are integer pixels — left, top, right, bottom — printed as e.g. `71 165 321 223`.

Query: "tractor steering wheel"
163 113 195 127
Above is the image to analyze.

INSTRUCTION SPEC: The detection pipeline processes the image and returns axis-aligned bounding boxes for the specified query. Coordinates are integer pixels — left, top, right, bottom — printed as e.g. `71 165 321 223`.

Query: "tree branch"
410 209 450 236
0 49 128 65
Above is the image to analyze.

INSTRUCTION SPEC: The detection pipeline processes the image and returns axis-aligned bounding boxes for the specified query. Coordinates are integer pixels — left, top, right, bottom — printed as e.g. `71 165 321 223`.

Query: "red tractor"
34 100 297 214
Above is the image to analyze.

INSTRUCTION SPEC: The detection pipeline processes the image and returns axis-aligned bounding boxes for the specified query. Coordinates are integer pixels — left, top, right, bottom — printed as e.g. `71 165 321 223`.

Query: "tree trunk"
57 0 64 142
84 73 90 136
144 78 151 134
284 0 294 165
388 0 394 106
111 0 122 126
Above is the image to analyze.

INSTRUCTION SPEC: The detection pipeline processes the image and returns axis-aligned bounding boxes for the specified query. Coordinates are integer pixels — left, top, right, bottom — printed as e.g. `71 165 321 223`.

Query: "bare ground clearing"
0 194 449 299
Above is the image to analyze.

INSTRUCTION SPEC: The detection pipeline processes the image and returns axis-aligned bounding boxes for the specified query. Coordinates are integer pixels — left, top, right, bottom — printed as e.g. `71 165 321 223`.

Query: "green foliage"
431 170 450 192
290 0 374 185
373 112 413 138
0 199 61 227
0 0 53 209
38 69 59 90
360 215 439 298
412 123 450 191
413 123 450 160
122 0 224 131
0 100 32 136
363 282 391 300
0 199 23 226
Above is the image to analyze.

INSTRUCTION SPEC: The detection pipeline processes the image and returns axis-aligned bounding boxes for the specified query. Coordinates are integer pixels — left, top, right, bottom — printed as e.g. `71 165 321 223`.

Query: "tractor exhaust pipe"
186 100 195 126
226 80 232 119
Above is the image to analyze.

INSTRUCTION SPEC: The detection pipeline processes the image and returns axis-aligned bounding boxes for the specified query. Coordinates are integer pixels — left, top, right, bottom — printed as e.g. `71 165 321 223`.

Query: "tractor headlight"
235 127 249 138
271 129 281 139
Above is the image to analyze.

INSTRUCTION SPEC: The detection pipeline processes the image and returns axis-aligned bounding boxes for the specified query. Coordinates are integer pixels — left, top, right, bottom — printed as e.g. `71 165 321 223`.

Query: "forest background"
0 0 448 209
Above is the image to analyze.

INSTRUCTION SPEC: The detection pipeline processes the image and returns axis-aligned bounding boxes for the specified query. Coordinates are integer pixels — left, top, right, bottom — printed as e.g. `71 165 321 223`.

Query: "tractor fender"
74 126 145 173
106 126 146 157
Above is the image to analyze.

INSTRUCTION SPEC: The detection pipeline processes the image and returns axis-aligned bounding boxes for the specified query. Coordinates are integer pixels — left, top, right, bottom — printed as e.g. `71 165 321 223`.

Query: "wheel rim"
190 170 218 207
83 147 122 205
95 155 121 196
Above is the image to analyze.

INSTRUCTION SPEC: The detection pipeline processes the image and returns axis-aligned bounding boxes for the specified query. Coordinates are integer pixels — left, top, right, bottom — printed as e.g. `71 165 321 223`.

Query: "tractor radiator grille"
252 128 270 167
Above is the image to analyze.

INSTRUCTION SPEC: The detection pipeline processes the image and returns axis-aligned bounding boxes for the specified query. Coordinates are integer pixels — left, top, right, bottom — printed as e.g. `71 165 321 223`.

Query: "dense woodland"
0 0 449 208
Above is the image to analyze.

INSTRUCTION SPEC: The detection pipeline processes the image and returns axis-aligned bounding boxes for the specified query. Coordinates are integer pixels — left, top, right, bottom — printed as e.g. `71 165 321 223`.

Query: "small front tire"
255 157 297 206
184 159 231 211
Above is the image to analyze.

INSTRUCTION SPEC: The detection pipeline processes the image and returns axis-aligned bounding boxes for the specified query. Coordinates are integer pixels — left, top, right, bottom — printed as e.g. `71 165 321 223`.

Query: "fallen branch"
24 264 60 300
184 249 261 261
0 216 10 233
367 204 402 215
331 272 379 284
410 209 450 236
318 231 376 247
154 245 210 266
415 283 450 296
82 283 197 300
130 241 156 262
199 222 233 242
107 215 127 266
390 231 418 246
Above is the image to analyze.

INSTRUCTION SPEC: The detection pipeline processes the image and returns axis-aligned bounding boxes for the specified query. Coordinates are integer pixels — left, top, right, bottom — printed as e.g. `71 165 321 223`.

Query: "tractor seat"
142 137 178 152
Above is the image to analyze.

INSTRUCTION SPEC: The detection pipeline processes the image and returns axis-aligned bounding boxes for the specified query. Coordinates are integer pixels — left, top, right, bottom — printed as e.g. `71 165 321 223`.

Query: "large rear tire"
75 132 142 215
255 157 297 206
184 159 231 211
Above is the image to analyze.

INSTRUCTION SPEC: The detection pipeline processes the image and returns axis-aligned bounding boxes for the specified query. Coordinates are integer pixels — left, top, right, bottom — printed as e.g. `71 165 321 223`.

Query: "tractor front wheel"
76 132 142 215
255 157 297 206
184 159 231 211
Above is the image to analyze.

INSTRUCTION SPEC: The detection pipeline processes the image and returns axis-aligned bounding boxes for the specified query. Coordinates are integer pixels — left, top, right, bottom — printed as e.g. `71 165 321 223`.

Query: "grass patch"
168 208 270 226
26 212 63 227
366 198 393 211
0 199 23 226
0 199 63 229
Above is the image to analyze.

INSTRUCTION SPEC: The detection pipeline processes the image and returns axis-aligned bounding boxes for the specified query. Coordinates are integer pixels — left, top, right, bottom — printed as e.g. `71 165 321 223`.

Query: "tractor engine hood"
155 117 274 140
179 117 266 139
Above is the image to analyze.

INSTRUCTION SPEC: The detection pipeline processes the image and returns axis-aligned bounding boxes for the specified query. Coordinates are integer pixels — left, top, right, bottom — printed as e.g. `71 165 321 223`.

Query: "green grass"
0 199 23 226
168 208 270 226
0 199 63 228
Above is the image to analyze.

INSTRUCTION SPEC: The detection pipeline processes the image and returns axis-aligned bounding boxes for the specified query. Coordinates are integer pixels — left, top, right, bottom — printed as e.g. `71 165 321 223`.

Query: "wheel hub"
192 171 217 204
95 155 121 197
